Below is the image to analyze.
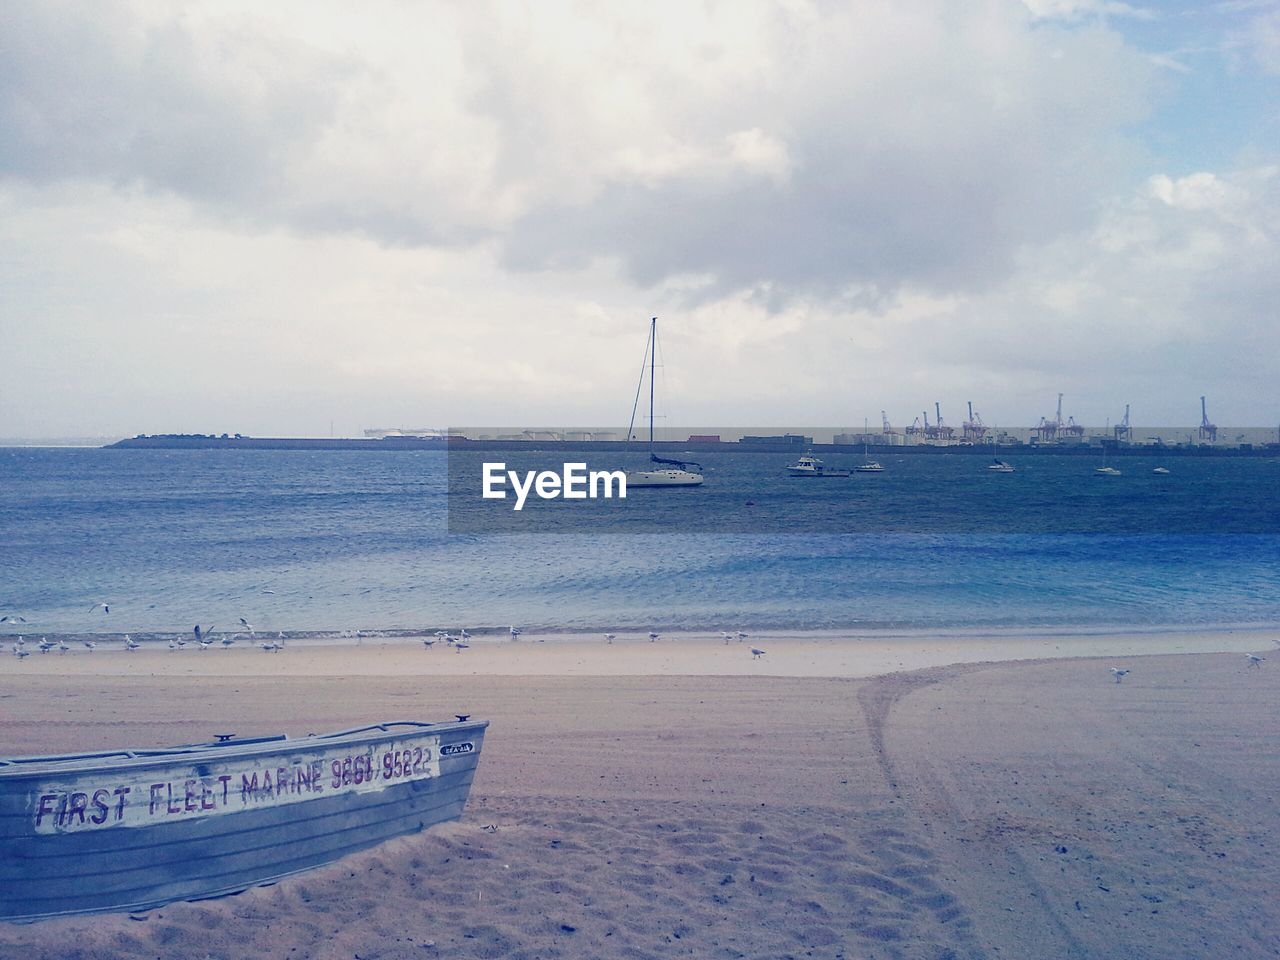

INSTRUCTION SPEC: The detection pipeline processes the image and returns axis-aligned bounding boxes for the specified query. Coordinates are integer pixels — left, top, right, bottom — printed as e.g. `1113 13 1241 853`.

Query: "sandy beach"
2 629 1277 959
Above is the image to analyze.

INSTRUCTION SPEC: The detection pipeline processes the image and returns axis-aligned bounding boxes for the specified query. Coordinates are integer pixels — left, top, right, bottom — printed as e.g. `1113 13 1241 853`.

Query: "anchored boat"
787 455 849 477
0 718 487 921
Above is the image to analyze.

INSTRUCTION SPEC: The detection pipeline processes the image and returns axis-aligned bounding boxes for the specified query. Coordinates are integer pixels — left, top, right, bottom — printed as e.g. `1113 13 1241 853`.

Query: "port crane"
881 411 898 437
1034 393 1084 443
1114 404 1131 443
1198 396 1217 442
962 401 988 442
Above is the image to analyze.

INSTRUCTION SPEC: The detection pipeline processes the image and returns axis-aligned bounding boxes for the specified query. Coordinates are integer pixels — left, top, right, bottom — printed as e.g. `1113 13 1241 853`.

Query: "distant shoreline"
98 435 1280 456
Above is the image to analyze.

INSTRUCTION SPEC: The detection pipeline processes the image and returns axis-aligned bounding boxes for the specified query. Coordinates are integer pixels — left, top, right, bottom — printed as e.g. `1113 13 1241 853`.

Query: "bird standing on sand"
751 648 766 659
509 626 523 641
57 639 69 654
736 631 749 642
124 635 140 651
168 638 177 651
459 628 471 641
720 632 733 644
259 641 281 652
649 632 660 642
454 642 469 653
422 638 436 648
82 639 96 652
89 602 110 614
12 643 29 660
1245 654 1265 668
38 638 55 653
221 635 235 649
1110 668 1130 683
603 633 616 644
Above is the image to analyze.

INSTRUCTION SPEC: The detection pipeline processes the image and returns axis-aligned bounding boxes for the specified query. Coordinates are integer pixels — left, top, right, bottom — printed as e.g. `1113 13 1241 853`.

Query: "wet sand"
0 630 1276 959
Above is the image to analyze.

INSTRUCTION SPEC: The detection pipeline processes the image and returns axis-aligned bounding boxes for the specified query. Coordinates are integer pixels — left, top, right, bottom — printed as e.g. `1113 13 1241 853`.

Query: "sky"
1 0 1277 437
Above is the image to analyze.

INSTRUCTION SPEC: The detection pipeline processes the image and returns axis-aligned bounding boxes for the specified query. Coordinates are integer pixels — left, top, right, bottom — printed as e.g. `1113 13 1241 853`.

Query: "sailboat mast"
649 316 656 454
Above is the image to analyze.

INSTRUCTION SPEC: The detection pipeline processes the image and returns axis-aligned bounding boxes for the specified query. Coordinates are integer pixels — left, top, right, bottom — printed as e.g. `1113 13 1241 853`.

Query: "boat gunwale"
0 719 488 780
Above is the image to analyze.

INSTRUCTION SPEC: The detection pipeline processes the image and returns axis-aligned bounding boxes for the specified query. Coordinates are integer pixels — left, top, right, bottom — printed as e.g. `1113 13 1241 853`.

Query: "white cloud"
0 1 1276 434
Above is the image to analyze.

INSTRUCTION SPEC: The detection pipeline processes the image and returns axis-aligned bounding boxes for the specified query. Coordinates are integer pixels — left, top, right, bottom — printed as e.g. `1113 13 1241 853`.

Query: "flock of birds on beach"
3 610 1277 673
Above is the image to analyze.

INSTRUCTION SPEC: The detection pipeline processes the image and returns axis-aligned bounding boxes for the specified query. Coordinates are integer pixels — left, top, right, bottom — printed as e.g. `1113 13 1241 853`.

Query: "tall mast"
649 317 656 454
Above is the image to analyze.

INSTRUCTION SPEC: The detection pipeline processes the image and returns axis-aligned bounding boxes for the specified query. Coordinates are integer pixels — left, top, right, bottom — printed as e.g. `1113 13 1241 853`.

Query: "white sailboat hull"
625 469 704 487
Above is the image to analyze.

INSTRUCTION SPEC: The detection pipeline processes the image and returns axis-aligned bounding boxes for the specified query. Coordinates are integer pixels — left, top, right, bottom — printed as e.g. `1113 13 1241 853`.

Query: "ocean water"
1 447 1278 636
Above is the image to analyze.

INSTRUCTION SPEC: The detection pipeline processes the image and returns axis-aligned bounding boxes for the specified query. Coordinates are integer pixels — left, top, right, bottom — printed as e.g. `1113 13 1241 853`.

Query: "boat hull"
0 720 486 922
625 469 704 487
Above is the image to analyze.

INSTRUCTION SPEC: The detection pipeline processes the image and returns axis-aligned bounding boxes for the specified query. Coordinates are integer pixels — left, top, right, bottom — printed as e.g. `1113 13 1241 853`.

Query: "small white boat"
1095 465 1122 476
987 459 1014 473
787 455 849 478
853 420 883 472
1152 466 1170 475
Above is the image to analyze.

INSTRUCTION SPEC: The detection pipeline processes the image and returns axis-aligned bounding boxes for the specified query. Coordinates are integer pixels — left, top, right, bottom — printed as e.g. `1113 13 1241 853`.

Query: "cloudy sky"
2 0 1277 437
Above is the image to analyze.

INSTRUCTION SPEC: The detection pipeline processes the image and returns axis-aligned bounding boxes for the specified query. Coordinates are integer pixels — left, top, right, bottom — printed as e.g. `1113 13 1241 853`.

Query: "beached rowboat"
0 718 487 922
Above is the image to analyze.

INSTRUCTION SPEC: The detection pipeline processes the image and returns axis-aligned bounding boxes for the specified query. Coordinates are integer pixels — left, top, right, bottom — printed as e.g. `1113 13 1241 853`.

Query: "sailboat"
624 318 704 488
854 418 883 473
1095 445 1121 476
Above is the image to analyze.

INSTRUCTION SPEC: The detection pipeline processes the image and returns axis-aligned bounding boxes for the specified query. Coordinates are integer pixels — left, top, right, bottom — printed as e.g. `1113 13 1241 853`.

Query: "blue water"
1 447 1278 636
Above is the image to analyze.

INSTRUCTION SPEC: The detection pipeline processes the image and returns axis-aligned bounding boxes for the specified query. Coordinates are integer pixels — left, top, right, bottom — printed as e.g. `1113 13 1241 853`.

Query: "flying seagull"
89 603 110 614
1110 668 1130 683
239 618 255 636
0 615 27 623
1245 654 1265 669
751 648 766 659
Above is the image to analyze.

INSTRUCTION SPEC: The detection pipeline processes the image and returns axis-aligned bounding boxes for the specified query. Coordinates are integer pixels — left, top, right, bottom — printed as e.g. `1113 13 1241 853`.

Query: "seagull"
198 638 212 650
38 638 55 653
0 615 27 624
603 633 616 644
751 648 766 659
1245 654 1265 669
238 618 256 637
221 635 235 649
259 641 281 652
509 626 523 640
736 631 749 642
1110 668 1130 683
720 632 733 644
459 628 471 641
124 635 140 651
82 639 97 652
12 643 29 660
14 636 25 647
194 625 214 644
454 642 469 653
57 639 69 654
649 632 660 642
168 638 178 651
422 638 436 648
89 602 110 614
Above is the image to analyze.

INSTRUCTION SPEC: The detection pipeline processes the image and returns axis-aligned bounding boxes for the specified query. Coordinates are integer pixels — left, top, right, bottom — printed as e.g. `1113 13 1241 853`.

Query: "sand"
1 629 1276 959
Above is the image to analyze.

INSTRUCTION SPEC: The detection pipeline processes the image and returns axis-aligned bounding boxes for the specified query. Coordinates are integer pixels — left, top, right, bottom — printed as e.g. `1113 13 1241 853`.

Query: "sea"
1 446 1278 637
